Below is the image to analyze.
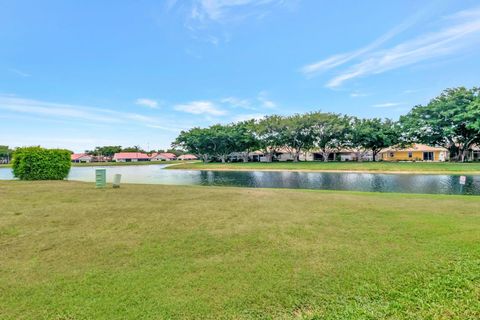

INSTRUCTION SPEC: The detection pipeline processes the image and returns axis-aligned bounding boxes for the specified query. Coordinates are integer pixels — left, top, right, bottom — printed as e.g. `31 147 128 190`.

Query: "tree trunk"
322 151 330 162
266 151 274 162
293 150 300 162
372 149 377 162
461 149 468 162
221 156 226 163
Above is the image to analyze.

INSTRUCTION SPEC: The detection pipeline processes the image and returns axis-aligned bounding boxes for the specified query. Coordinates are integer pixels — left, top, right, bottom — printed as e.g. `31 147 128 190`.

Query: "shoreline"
2 162 480 175
166 166 480 175
1 180 478 198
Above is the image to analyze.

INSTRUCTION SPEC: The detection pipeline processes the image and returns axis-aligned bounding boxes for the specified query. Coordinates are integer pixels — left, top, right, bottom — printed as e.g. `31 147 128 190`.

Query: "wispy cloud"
301 5 480 88
328 13 480 87
257 91 276 108
350 91 369 98
188 0 285 23
372 102 402 108
170 0 290 44
220 93 278 110
233 113 266 122
8 68 31 77
174 100 227 116
221 96 252 109
0 95 182 131
135 98 159 109
300 6 432 77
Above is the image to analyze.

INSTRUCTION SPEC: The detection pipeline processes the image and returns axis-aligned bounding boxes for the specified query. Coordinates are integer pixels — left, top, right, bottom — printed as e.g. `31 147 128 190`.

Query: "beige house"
379 144 449 162
467 145 480 161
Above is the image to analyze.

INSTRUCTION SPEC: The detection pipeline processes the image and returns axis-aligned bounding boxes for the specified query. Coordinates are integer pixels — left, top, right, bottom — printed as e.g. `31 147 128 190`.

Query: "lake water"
1 165 480 195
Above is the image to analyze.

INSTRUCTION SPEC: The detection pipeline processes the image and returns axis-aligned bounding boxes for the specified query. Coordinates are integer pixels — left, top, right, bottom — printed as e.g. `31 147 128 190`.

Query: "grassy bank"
168 161 480 174
1 181 479 319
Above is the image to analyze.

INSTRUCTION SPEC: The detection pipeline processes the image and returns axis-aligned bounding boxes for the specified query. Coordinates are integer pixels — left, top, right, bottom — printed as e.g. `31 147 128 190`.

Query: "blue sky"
1 0 480 152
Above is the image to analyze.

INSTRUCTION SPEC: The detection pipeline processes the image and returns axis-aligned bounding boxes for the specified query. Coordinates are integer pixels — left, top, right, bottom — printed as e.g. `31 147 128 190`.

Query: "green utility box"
95 169 107 188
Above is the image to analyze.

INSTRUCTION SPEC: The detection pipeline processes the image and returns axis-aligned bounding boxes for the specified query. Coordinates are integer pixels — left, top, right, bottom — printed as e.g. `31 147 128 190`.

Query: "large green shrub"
12 147 72 180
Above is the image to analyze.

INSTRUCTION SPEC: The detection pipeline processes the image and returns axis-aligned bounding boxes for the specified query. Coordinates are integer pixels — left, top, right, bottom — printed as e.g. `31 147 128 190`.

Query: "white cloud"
135 98 159 109
257 91 276 108
189 0 284 23
0 95 181 131
174 100 227 116
372 102 402 108
0 96 120 123
170 0 291 45
233 113 265 122
8 68 31 77
325 7 480 88
220 94 278 110
300 5 480 88
221 96 252 109
350 91 369 98
300 7 432 76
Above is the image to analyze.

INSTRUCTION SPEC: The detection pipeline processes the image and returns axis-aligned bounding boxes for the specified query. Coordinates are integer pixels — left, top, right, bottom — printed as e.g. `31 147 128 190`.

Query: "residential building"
177 154 198 160
150 152 177 161
113 152 150 162
467 145 480 161
379 144 449 162
71 153 93 163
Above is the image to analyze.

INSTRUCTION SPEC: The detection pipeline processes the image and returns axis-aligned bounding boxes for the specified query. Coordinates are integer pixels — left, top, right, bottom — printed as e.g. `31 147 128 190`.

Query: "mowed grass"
168 161 480 174
1 181 480 319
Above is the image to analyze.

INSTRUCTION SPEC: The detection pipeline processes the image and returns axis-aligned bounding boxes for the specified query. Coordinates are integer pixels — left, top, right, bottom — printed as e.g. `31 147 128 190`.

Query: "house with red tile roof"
113 152 150 162
71 153 93 163
177 154 198 160
150 152 177 161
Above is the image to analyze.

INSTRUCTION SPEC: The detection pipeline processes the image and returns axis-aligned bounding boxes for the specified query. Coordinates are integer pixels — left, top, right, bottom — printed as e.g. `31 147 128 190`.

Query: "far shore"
169 167 480 175
166 161 480 175
2 161 480 175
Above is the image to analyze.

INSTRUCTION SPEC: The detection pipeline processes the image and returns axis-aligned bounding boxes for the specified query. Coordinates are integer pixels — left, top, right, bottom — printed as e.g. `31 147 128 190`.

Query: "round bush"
12 147 72 180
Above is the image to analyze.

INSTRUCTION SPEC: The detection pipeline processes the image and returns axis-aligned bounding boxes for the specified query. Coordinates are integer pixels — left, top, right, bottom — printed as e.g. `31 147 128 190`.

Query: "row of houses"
71 152 198 163
71 144 480 163
233 144 479 162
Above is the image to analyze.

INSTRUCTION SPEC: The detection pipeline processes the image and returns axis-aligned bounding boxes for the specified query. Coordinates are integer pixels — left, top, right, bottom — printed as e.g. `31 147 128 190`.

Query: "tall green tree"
208 124 237 163
281 113 316 162
350 118 399 162
230 120 260 162
255 115 285 162
122 146 146 153
400 87 480 161
310 112 350 162
173 127 217 162
87 146 122 157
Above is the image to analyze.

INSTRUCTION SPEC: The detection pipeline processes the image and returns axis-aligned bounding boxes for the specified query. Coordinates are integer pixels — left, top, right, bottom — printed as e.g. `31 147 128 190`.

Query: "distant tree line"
0 145 13 163
172 87 480 162
84 146 186 157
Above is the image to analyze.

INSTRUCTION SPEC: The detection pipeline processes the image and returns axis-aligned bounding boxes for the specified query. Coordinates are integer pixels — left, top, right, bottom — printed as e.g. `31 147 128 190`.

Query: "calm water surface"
1 165 480 195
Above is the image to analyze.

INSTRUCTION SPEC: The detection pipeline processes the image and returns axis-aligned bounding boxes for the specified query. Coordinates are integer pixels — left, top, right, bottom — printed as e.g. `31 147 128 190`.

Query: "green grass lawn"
1 181 479 319
168 161 480 174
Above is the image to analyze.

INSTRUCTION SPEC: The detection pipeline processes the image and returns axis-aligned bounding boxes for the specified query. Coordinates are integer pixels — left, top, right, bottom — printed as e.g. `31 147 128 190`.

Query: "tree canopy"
400 87 480 161
350 118 399 162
